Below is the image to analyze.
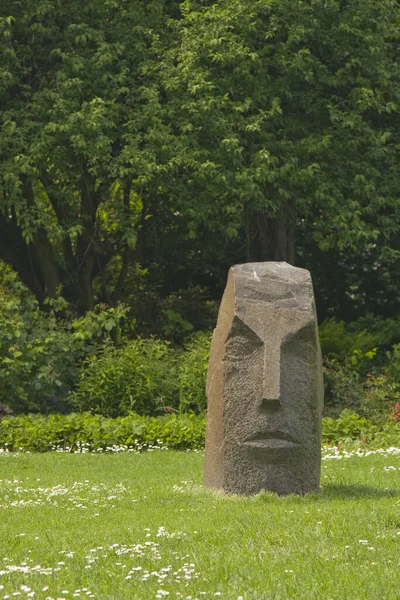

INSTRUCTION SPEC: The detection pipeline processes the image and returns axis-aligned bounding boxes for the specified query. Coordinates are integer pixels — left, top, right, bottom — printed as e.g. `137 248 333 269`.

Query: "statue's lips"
243 432 298 449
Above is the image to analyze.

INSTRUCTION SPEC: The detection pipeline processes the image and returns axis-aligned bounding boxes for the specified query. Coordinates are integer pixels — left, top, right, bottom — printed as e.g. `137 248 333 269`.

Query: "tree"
2 0 400 321
0 0 179 312
160 0 400 263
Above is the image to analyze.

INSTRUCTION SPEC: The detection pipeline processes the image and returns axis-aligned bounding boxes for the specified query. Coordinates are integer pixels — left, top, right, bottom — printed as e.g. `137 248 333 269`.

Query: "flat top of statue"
230 262 314 311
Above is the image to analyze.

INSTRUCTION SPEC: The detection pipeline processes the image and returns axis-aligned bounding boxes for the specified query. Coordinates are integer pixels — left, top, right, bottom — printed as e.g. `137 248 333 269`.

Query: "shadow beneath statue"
315 483 400 500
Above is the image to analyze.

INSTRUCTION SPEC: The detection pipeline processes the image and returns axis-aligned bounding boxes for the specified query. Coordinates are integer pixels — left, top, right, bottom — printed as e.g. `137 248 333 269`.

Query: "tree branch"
40 176 76 274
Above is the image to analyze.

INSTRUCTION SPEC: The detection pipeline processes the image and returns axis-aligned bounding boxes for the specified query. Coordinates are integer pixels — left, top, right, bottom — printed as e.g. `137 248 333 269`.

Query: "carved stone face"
225 313 318 453
204 262 323 495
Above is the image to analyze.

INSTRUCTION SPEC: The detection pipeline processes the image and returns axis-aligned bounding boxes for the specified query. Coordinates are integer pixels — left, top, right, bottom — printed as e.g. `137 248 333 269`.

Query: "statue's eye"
281 322 317 364
224 317 264 362
225 333 263 362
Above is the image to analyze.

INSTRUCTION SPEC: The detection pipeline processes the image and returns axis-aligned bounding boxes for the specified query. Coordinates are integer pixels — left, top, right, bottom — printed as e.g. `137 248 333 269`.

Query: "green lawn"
1 449 400 600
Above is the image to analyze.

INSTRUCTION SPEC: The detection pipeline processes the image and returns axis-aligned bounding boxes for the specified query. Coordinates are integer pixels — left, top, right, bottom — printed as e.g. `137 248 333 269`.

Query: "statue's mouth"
243 431 298 449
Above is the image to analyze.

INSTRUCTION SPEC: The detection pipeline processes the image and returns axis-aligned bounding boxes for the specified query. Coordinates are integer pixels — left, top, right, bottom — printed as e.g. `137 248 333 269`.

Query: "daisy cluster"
322 446 400 460
0 527 243 600
0 479 129 511
0 441 169 455
51 440 169 453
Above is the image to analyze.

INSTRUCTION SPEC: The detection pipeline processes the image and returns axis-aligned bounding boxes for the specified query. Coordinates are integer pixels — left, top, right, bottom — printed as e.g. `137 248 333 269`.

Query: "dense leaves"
1 408 399 452
2 0 400 425
0 264 127 413
0 0 179 311
71 337 179 417
1 0 400 320
160 0 400 262
0 411 206 452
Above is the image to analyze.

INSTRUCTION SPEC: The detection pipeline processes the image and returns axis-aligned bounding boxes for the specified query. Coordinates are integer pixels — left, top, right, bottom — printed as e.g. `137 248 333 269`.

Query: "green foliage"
320 318 400 423
0 266 211 419
71 330 214 418
163 0 400 256
322 407 400 447
1 407 399 453
1 0 400 322
323 358 364 415
71 338 179 417
0 263 127 413
178 331 212 413
362 374 400 423
319 319 379 362
351 316 400 349
318 319 394 420
0 0 180 312
0 412 206 452
322 409 377 444
159 286 217 344
122 274 218 345
383 343 400 382
161 309 194 341
323 355 400 423
0 274 78 413
306 236 400 324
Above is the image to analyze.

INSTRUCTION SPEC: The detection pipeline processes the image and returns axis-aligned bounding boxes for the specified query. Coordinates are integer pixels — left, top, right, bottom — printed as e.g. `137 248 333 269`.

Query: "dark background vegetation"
1 0 400 441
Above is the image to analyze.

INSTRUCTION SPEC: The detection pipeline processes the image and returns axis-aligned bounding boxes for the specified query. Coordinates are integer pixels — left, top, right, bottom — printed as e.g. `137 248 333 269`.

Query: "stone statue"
204 262 323 495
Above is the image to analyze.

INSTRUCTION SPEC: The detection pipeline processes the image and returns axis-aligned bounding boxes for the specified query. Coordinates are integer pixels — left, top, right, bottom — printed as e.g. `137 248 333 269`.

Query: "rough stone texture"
204 262 323 495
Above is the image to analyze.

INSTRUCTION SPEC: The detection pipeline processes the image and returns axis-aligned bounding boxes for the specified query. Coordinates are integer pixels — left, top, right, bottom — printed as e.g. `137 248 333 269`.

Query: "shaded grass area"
1 451 400 599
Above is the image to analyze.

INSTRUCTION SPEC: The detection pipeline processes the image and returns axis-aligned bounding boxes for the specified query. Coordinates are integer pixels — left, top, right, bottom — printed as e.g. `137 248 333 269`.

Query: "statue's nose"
261 348 281 409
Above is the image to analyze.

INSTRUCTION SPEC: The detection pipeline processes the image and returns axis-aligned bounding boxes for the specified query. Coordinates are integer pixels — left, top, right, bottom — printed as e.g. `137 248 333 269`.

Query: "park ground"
1 449 400 600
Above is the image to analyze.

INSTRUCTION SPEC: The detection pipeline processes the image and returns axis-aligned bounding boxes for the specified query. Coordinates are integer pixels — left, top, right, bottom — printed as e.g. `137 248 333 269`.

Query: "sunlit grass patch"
1 450 400 599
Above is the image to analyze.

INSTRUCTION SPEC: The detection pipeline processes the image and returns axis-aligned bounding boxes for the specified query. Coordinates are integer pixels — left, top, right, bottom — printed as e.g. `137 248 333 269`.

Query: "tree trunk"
75 179 99 312
78 255 95 311
0 212 45 303
76 229 96 312
246 201 296 264
22 179 62 299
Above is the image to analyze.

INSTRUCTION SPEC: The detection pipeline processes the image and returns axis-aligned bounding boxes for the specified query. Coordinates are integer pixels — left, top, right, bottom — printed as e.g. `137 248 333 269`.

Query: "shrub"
0 268 70 412
119 268 218 344
0 263 127 414
1 409 399 453
0 265 211 419
323 358 364 416
178 331 212 413
391 402 400 422
384 343 400 382
323 356 400 423
361 373 400 424
0 412 206 452
71 338 179 417
319 318 379 362
322 408 400 447
322 409 378 444
349 314 400 350
159 287 218 344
